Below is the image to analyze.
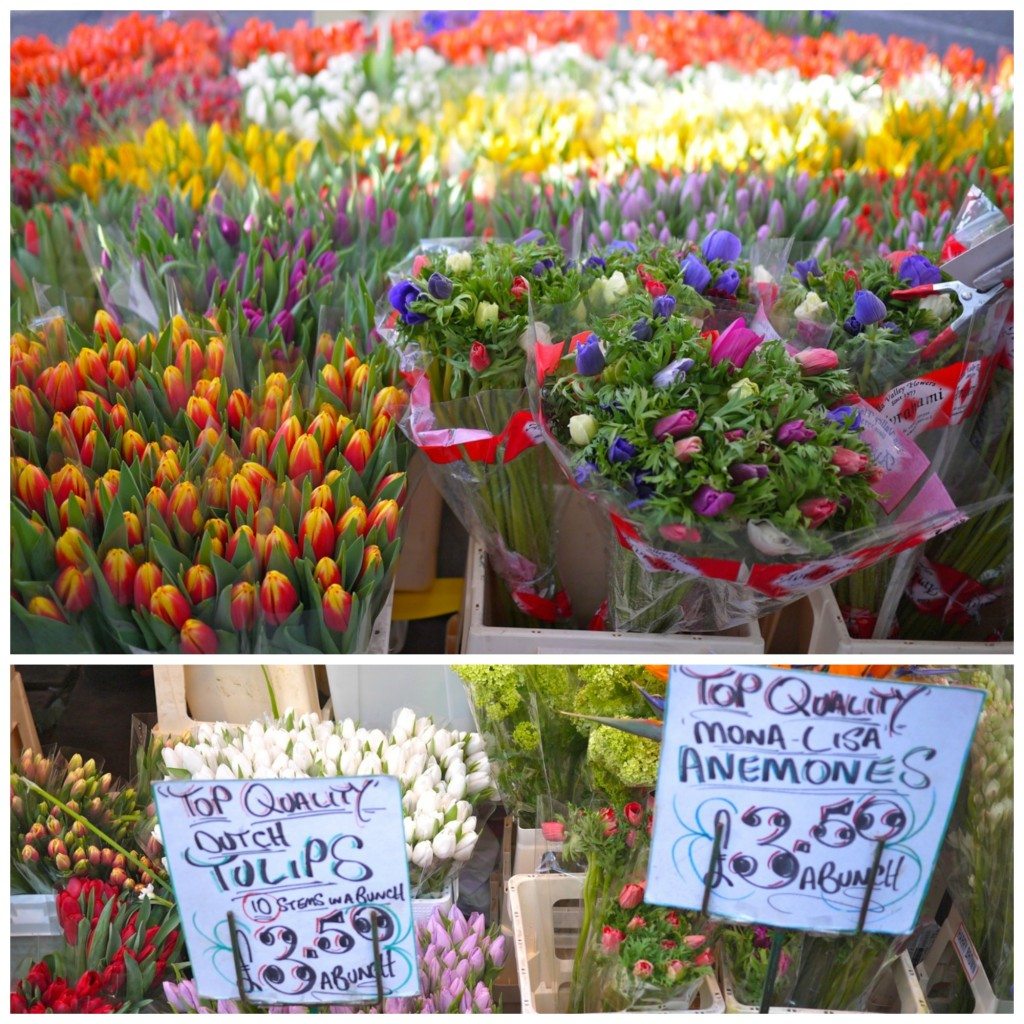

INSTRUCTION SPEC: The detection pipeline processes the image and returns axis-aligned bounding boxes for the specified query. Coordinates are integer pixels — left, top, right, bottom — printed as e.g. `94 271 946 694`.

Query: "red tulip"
287 433 323 484
155 450 182 489
307 409 339 453
598 807 618 837
623 802 643 827
51 464 89 507
206 336 225 378
184 564 217 604
106 359 131 390
101 549 137 606
186 396 219 431
113 338 137 375
55 565 94 613
336 503 368 537
228 474 260 524
322 584 353 633
831 447 869 476
373 472 408 505
632 960 654 979
27 595 65 622
168 482 203 535
121 430 148 463
694 950 714 968
180 618 218 654
799 497 838 528
227 389 252 431
55 527 91 570
175 338 206 379
313 557 342 591
469 342 491 372
58 495 90 533
366 499 400 543
226 525 257 562
260 571 298 626
145 486 169 519
68 405 99 446
360 544 383 578
162 366 188 416
230 581 257 631
75 348 107 390
40 361 78 413
93 309 121 343
308 483 336 519
150 585 191 630
11 384 37 432
371 386 408 421
299 506 336 561
133 562 164 608
342 429 372 473
93 469 120 518
261 525 299 563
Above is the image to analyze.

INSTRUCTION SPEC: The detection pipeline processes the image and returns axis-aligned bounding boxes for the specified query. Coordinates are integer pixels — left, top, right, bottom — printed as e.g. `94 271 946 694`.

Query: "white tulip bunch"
160 707 494 894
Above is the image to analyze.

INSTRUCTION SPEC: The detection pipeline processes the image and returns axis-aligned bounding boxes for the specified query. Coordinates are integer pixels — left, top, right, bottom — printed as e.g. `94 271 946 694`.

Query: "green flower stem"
18 776 172 897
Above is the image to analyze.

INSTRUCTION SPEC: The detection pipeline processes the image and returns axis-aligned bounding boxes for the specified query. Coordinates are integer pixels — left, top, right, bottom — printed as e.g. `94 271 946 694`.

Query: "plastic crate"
460 541 764 654
11 893 63 979
325 666 473 730
412 880 456 928
507 872 724 1014
719 950 927 1013
915 895 1012 1013
801 586 1012 655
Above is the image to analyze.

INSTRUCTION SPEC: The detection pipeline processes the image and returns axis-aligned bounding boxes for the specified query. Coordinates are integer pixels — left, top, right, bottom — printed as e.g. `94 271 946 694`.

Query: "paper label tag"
907 557 1000 626
854 399 929 513
954 922 982 982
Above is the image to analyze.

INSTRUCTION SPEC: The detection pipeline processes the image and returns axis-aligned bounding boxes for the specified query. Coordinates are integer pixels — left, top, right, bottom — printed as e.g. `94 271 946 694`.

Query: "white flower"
794 291 830 323
445 775 467 802
432 831 457 861
404 816 416 844
416 790 439 817
453 833 478 862
446 251 472 275
358 753 382 776
465 771 492 796
747 519 809 557
920 293 954 321
605 271 629 301
569 414 598 445
751 264 775 285
393 707 417 738
474 301 499 328
410 841 434 870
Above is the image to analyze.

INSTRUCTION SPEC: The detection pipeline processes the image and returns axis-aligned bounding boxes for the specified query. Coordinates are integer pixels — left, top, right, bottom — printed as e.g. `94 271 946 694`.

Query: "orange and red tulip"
180 617 218 654
58 496 90 533
360 544 383 578
93 309 121 343
322 583 353 633
260 570 298 626
113 338 137 375
366 499 400 543
336 503 367 537
175 337 206 379
308 483 336 519
54 527 91 570
168 481 203 535
40 361 77 413
260 525 299 563
163 365 188 415
205 336 225 378
121 429 148 463
107 403 130 432
342 429 372 473
11 384 38 432
133 561 164 608
228 474 260 525
226 524 257 562
145 485 170 519
288 433 323 484
70 405 99 445
27 595 65 622
314 557 342 591
229 581 257 631
150 584 191 630
55 565 94 614
75 347 107 389
227 389 252 431
155 450 183 489
50 464 88 507
242 426 270 461
307 409 339 453
186 395 219 431
184 564 217 604
373 472 408 505
106 359 131 390
372 385 408 421
299 506 335 561
101 548 137 606
93 469 120 518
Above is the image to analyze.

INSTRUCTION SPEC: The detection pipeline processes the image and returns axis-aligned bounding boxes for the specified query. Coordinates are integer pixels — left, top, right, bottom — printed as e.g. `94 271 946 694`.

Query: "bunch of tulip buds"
11 750 161 895
159 707 494 895
11 312 408 654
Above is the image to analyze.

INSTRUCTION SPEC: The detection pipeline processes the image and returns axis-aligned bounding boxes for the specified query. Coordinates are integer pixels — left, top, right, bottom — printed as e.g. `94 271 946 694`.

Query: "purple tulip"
729 463 770 483
607 239 637 252
315 250 338 273
898 254 941 287
488 936 507 968
289 258 307 286
608 438 638 463
801 199 819 220
389 279 428 325
243 212 258 233
735 187 750 214
709 318 763 368
575 334 605 376
632 318 653 341
653 357 694 389
795 171 810 200
464 200 475 236
428 272 453 299
334 211 351 246
271 309 295 344
653 409 698 440
473 982 493 1012
680 254 712 293
205 266 220 294
713 268 741 295
467 948 485 974
701 228 742 263
515 228 544 245
724 428 746 441
693 485 735 517
753 925 771 950
100 249 112 270
154 195 176 235
768 199 785 235
218 215 240 246
379 208 398 247
777 419 817 445
853 289 886 325
793 257 821 285
295 228 315 255
652 294 676 319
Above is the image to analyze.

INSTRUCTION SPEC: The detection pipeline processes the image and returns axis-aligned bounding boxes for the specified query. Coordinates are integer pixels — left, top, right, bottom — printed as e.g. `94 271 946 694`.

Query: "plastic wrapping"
527 286 1003 633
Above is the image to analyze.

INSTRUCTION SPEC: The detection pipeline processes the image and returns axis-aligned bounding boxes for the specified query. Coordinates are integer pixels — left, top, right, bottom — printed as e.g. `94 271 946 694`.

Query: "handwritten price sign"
647 667 984 935
153 777 419 1004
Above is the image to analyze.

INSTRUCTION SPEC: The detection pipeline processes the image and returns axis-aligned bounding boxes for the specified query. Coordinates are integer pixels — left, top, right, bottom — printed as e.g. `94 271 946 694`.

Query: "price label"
646 667 984 934
154 777 419 1004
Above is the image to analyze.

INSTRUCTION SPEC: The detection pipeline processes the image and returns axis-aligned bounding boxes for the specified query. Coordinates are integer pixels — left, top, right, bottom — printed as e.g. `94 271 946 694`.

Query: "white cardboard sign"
647 667 984 935
153 777 419 1004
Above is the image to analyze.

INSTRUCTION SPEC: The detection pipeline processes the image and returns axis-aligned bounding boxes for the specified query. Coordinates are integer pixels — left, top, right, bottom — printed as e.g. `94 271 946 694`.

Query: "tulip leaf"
341 536 365 591
11 598 94 654
152 538 191 581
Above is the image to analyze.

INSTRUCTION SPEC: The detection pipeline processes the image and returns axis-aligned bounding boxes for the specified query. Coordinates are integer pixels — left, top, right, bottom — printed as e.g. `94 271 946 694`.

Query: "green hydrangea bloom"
588 725 659 797
511 721 541 751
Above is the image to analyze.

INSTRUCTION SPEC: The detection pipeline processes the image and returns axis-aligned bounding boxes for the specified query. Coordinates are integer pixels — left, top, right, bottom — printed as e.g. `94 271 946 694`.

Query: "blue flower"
532 258 555 276
427 272 453 299
853 289 886 325
652 295 676 319
584 255 606 270
574 461 598 486
608 438 638 463
653 357 695 389
843 315 863 336
633 471 655 500
792 257 821 285
607 240 637 252
826 405 863 431
714 268 741 295
575 334 606 376
632 318 653 341
680 254 712 293
898 254 942 287
388 280 428 324
701 228 742 263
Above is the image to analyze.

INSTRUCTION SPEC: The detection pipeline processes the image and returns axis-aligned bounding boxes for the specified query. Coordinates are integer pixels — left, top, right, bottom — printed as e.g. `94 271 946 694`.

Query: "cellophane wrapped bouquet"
157 707 494 897
528 240 986 632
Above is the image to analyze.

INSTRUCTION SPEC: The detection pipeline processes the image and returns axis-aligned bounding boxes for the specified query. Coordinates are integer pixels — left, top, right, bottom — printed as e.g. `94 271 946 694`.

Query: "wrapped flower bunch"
159 708 494 895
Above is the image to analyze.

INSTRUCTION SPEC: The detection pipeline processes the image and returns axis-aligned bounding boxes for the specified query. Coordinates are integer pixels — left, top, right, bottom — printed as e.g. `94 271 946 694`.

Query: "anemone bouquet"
529 274 982 632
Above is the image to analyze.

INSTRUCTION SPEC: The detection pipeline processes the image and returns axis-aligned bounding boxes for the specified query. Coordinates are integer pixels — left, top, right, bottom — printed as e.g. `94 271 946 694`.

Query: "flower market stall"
9 663 1013 1013
9 10 1014 654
